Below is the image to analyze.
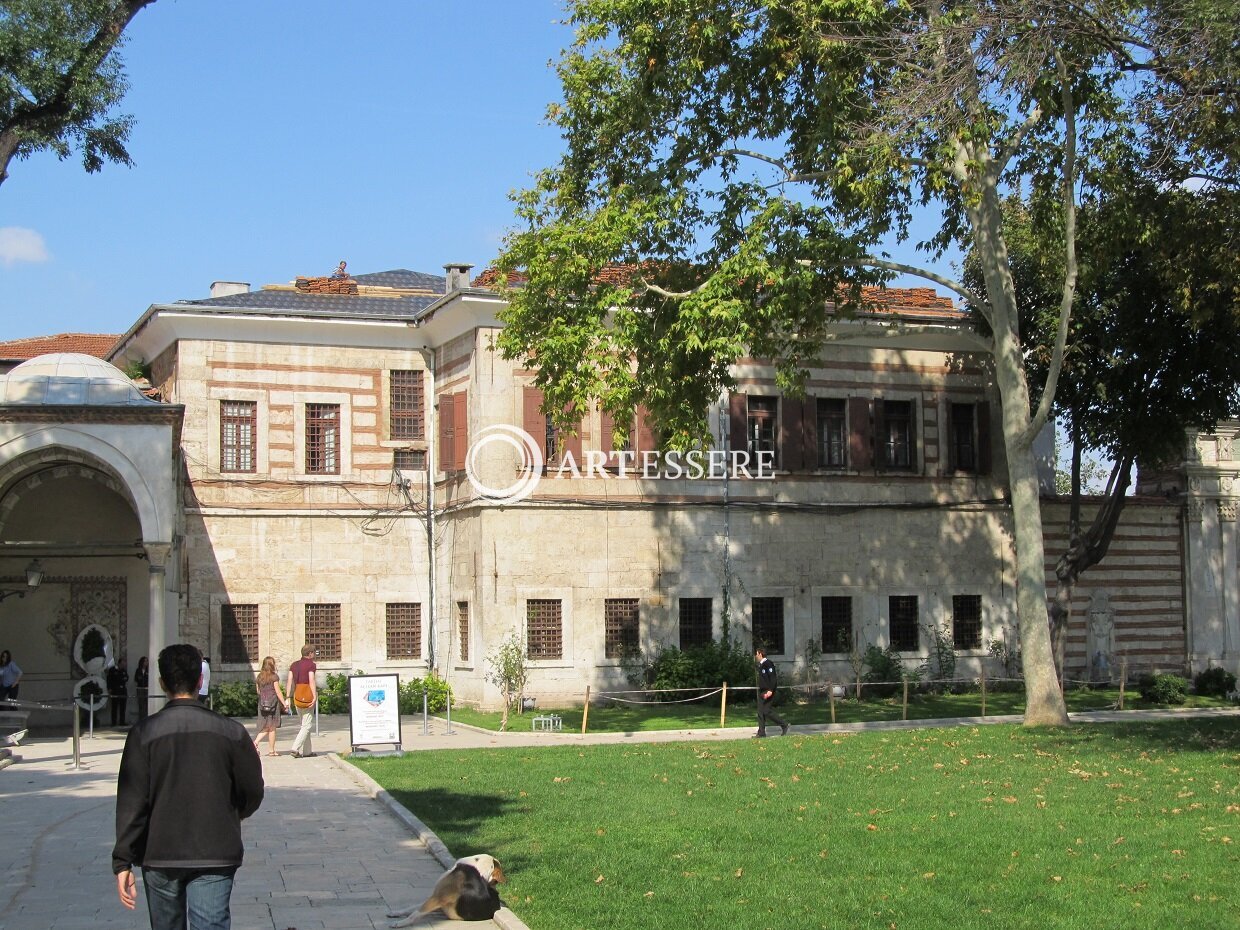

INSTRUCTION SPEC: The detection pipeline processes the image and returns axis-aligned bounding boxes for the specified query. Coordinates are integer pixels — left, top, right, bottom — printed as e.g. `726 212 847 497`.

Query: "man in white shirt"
198 655 211 705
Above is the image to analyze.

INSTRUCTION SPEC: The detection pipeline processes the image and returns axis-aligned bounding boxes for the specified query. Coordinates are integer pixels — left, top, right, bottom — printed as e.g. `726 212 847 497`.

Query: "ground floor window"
305 603 342 661
385 603 421 660
678 598 713 649
752 597 785 655
220 604 258 664
821 596 852 653
952 595 983 650
889 595 919 652
527 599 563 660
604 598 640 659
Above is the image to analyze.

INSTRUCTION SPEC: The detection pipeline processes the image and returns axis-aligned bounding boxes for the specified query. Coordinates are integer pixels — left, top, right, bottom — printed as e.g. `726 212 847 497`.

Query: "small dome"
1 352 153 406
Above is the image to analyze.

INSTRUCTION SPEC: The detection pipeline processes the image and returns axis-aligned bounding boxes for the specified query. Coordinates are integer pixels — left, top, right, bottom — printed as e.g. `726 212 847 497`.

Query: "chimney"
443 263 474 293
210 281 250 299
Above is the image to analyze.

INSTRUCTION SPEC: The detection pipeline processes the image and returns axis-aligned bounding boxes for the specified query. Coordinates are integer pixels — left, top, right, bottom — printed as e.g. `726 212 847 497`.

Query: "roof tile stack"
294 276 359 295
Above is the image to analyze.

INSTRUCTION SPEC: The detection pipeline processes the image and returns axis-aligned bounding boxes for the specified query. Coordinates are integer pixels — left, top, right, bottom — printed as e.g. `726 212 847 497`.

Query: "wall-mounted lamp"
0 560 44 603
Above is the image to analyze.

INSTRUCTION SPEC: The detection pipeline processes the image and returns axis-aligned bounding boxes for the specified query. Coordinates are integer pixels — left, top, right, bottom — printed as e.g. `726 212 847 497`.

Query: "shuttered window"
522 386 581 470
385 603 421 659
678 598 713 649
952 595 983 650
220 401 257 473
821 596 853 653
747 397 778 464
949 401 991 475
604 598 640 659
526 599 563 660
752 597 785 655
390 370 425 441
220 604 258 664
817 399 847 468
879 400 914 470
889 596 919 652
305 603 342 660
438 391 469 474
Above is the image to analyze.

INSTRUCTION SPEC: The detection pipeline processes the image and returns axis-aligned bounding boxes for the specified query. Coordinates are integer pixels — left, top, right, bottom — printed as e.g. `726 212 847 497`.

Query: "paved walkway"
3 706 1238 929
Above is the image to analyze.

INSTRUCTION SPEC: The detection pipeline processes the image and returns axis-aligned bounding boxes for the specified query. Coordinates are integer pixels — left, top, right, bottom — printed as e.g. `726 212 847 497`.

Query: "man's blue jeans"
142 867 236 930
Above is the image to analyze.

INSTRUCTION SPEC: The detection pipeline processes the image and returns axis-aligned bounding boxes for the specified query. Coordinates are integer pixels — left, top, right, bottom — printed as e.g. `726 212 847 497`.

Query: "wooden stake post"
981 666 987 717
720 682 727 728
581 686 590 734
902 678 909 720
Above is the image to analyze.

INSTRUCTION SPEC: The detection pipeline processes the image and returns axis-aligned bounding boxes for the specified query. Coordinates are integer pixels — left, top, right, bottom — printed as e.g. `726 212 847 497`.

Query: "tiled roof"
352 269 446 292
179 288 439 319
0 333 119 361
471 265 961 318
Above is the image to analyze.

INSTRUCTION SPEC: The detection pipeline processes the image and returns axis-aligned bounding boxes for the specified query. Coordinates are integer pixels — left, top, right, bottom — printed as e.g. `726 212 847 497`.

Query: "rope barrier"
598 688 724 706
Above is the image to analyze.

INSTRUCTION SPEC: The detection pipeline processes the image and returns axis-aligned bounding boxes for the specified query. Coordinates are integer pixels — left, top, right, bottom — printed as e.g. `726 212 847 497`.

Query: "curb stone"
330 754 533 930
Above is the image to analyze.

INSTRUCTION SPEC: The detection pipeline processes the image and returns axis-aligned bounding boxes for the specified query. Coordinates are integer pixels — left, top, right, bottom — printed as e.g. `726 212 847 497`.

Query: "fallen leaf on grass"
595 875 605 884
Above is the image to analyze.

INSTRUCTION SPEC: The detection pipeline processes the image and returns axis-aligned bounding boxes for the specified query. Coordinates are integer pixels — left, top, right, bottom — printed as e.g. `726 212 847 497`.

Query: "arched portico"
0 355 183 720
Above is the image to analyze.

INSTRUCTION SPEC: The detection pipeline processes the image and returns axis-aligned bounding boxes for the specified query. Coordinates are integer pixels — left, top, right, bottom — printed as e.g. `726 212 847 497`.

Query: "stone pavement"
3 705 1238 930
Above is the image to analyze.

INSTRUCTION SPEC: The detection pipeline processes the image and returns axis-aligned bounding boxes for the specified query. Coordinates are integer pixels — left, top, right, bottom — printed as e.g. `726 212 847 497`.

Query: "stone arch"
0 428 170 544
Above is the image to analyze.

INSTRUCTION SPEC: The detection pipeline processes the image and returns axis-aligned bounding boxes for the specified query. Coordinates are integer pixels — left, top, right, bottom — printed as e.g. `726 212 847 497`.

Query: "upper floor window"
817 398 847 468
746 397 778 463
394 449 427 472
306 403 340 475
949 401 991 475
220 401 256 473
390 370 425 441
880 400 915 470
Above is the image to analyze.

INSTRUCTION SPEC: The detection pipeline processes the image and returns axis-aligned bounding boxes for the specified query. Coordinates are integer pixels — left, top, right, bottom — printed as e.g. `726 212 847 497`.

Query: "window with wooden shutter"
888 596 919 652
780 397 805 471
821 596 852 653
729 393 748 452
976 401 992 475
952 595 983 650
817 399 847 468
305 603 342 661
438 392 455 474
390 370 425 441
526 599 563 659
747 397 778 464
752 597 785 655
604 598 640 659
522 385 580 469
220 604 258 664
385 603 421 659
950 402 977 473
880 399 915 470
678 598 713 649
452 390 469 472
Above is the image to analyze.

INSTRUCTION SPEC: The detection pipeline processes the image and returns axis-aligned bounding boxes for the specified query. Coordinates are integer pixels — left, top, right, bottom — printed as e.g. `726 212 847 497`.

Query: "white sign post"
347 674 402 752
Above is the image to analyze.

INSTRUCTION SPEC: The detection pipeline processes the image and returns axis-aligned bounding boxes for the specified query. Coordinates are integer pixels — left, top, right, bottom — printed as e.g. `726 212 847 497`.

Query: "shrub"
1138 673 1188 705
211 679 257 717
399 673 452 714
632 641 755 703
862 645 918 697
1193 666 1237 698
317 670 361 714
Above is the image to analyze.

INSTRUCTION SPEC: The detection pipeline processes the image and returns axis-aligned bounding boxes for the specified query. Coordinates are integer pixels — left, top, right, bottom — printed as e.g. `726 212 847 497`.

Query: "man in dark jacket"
113 643 264 929
754 647 790 738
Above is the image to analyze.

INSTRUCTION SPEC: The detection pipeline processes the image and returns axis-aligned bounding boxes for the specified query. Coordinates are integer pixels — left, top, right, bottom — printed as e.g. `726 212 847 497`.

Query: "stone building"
0 265 1232 715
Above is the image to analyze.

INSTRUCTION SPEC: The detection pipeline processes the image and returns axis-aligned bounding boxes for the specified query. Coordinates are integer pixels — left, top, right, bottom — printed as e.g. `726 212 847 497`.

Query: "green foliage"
1193 667 1237 698
919 623 957 688
862 645 917 697
486 633 530 729
399 673 452 715
315 670 356 715
629 640 754 702
211 679 257 717
0 1 158 186
987 636 1021 679
1138 673 1188 705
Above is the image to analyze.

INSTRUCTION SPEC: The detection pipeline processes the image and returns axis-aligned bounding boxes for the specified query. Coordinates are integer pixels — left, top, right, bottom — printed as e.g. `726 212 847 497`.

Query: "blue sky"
1 0 958 342
0 0 569 339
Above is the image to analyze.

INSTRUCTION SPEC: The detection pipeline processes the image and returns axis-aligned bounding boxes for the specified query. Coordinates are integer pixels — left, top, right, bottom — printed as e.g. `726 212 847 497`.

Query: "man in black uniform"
754 647 790 738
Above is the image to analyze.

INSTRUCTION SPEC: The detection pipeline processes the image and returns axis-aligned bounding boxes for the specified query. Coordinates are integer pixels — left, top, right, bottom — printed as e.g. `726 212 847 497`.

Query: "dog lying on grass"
387 854 506 926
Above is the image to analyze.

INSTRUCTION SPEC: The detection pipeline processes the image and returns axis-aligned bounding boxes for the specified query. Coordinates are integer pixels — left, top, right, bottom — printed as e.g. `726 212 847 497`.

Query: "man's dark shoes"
752 732 767 739
780 723 790 736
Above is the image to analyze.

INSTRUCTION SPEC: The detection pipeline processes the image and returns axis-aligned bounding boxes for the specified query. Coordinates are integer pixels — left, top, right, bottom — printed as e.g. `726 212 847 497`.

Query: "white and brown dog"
387 854 506 926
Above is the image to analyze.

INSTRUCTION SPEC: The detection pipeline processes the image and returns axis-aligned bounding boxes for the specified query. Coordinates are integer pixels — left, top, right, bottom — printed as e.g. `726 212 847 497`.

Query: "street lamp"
0 560 44 603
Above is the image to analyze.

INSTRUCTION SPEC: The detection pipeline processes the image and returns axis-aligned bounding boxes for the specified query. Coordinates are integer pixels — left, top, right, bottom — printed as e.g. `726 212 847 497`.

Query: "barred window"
526 599 562 660
882 400 914 470
821 596 853 653
952 595 983 650
220 604 258 664
457 601 470 663
305 603 341 661
390 370 425 441
221 401 256 473
604 598 640 659
385 603 421 660
889 595 920 652
678 597 713 649
752 597 785 655
306 403 341 474
950 403 977 473
394 449 427 471
747 397 778 464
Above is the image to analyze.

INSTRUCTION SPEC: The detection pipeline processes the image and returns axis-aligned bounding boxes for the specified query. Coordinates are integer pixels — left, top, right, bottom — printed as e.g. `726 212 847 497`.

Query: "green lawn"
352 718 1240 930
444 689 1232 734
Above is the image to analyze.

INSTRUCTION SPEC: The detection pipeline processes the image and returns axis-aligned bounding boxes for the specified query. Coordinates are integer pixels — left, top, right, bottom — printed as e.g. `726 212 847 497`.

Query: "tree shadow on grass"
1012 716 1240 756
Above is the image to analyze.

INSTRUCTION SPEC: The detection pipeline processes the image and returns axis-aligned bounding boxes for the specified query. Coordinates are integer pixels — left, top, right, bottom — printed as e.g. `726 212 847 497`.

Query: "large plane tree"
496 0 1234 725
